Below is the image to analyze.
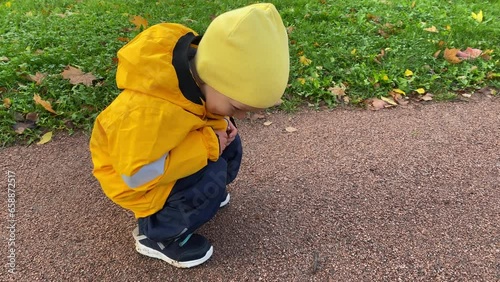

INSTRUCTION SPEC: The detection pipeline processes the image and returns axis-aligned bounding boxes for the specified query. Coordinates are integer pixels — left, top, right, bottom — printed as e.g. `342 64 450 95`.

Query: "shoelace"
178 233 192 247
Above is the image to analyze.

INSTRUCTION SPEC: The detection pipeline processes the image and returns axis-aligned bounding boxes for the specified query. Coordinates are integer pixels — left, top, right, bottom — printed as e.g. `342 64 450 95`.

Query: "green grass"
1 0 499 146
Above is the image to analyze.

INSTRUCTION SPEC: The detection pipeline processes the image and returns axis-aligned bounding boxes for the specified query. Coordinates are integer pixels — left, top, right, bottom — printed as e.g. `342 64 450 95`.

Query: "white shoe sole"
132 227 213 268
135 240 213 268
220 193 230 208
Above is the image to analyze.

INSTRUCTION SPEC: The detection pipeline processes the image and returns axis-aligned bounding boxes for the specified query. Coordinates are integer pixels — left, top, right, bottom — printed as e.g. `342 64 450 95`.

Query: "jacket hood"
116 23 205 115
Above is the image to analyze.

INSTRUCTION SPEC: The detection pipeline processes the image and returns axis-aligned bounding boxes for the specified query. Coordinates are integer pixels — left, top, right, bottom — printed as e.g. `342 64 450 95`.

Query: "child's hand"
226 119 238 144
215 130 229 155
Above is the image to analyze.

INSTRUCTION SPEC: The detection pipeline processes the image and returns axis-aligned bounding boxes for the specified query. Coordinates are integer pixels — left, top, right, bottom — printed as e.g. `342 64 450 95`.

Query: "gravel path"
1 97 499 281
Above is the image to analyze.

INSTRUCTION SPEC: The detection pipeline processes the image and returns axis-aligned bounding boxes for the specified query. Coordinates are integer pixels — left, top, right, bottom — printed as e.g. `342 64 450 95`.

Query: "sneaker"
219 192 230 208
132 227 213 268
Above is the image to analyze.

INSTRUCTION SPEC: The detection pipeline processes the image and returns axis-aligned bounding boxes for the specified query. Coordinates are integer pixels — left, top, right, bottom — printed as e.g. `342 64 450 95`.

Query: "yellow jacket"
90 23 227 218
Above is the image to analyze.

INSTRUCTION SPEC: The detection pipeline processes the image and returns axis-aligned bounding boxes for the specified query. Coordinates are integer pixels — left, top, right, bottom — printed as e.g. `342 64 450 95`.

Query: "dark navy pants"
138 134 242 242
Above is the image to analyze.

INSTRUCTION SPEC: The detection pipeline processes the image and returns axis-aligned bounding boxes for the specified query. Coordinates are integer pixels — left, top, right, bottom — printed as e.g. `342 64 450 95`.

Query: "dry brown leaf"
396 97 409 105
33 94 57 114
366 13 380 23
424 26 438 33
263 121 273 126
130 15 148 30
285 126 298 133
456 47 482 60
378 29 389 38
13 121 36 134
476 87 496 96
29 72 47 85
374 49 385 64
117 37 130 42
328 86 345 96
367 98 388 111
420 93 434 101
486 72 500 80
61 66 96 86
389 92 409 105
433 50 441 58
443 48 462 64
381 96 397 106
26 112 38 122
3 98 11 108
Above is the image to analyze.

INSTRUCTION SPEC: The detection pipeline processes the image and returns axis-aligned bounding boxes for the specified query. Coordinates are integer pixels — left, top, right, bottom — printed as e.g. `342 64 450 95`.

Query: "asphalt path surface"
1 96 499 281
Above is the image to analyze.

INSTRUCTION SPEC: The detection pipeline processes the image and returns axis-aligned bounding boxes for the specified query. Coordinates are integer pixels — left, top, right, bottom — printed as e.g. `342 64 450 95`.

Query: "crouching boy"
90 3 289 268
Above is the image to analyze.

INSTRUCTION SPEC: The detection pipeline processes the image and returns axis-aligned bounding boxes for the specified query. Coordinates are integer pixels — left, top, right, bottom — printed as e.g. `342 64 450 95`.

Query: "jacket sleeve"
107 106 219 192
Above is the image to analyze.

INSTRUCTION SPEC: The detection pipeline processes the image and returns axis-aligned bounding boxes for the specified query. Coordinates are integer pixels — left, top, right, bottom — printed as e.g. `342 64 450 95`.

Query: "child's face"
202 84 261 119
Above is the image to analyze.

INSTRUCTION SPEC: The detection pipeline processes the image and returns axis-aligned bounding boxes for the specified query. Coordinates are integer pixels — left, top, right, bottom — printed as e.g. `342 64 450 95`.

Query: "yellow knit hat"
195 3 290 108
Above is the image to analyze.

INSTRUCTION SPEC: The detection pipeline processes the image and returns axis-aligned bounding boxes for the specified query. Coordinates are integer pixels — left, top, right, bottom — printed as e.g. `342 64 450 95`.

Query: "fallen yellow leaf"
37 131 53 145
416 88 426 94
33 94 57 114
482 49 494 55
393 88 406 95
481 49 494 60
404 69 414 77
130 15 148 30
471 10 483 23
299 55 312 66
